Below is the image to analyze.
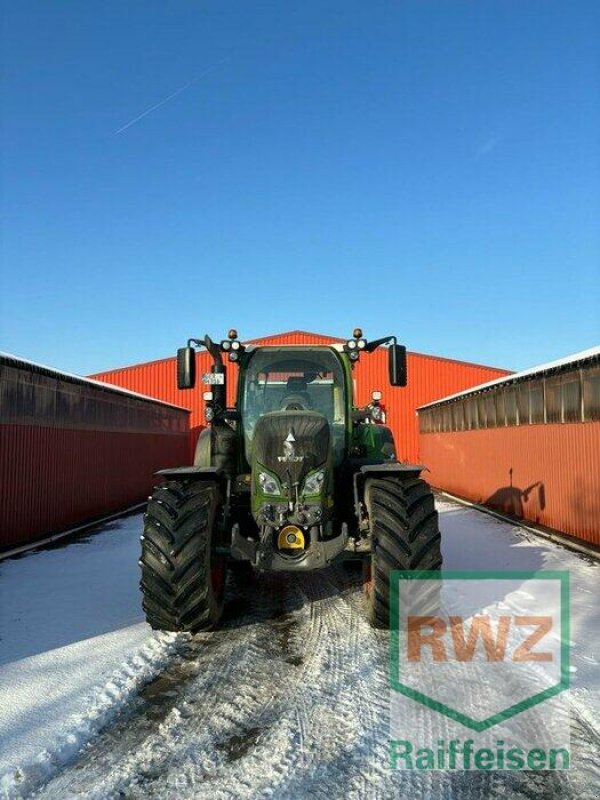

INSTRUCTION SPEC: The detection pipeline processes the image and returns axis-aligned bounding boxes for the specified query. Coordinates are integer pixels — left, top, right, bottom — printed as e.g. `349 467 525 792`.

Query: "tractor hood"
252 410 329 486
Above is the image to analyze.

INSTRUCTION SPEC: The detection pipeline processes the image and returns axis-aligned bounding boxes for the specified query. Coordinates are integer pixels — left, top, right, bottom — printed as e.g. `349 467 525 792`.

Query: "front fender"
155 466 223 481
359 463 427 479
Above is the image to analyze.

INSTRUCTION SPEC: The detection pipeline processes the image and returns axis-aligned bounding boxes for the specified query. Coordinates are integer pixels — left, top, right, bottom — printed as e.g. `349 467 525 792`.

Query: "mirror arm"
204 335 224 367
364 335 396 353
186 336 224 368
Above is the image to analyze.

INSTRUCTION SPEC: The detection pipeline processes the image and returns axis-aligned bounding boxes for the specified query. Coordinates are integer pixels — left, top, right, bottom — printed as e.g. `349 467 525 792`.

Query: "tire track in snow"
33 573 324 798
276 567 435 800
265 570 371 798
22 564 596 800
1 632 180 800
154 572 348 799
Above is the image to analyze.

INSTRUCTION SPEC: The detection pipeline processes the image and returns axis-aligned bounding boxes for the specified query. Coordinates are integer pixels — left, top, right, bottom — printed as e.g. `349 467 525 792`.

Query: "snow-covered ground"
0 502 598 799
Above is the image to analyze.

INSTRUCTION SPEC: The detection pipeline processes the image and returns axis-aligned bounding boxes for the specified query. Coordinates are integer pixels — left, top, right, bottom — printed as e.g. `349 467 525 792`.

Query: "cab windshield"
241 347 346 464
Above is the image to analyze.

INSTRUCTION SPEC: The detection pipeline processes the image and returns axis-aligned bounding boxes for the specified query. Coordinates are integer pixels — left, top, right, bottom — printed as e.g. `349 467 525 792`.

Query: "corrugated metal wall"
420 424 600 545
90 330 510 463
0 355 190 549
352 348 511 464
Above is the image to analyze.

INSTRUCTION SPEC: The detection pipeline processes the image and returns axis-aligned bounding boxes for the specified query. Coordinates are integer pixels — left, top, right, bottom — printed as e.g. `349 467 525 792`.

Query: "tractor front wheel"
364 476 442 628
140 480 225 633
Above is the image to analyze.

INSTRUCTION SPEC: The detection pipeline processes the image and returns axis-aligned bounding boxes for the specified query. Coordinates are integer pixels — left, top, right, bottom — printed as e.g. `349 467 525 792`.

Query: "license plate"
202 373 225 385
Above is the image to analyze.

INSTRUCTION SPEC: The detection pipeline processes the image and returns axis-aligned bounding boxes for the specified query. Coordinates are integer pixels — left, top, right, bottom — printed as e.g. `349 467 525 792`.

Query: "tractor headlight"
258 470 281 496
357 338 367 350
347 339 357 350
221 340 231 351
303 469 325 495
231 340 241 351
370 405 384 422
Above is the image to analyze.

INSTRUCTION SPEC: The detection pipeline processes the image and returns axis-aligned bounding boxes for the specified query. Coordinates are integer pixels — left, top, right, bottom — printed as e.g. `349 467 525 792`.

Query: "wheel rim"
211 562 225 594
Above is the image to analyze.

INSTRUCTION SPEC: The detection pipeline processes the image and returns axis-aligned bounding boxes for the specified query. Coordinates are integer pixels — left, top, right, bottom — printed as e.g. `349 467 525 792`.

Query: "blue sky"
1 0 598 374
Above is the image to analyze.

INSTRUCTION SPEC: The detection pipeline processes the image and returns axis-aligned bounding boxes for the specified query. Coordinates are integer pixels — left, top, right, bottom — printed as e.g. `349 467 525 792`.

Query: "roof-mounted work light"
221 329 244 360
345 327 368 360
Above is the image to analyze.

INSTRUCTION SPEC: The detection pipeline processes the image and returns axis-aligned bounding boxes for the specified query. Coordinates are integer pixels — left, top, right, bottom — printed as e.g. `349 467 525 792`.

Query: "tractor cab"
239 346 349 467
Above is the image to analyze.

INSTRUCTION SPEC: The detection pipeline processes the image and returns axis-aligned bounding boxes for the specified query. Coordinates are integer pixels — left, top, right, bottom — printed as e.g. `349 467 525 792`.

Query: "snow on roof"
0 351 189 412
418 345 600 410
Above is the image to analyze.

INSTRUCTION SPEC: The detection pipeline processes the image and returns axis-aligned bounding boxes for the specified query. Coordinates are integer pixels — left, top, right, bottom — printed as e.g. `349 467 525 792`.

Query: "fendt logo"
389 571 570 770
277 430 304 463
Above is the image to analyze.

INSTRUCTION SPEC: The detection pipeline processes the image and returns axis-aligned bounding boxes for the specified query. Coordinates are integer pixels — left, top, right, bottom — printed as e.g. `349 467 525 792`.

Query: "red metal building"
90 330 510 464
418 347 600 546
1 353 190 549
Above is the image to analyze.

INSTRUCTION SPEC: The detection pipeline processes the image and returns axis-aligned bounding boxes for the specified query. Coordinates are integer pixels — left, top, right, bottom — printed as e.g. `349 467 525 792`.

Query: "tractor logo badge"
278 430 304 463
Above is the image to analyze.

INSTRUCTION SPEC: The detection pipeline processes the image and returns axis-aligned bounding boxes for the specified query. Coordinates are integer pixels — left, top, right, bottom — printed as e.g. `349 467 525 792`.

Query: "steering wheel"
280 392 312 411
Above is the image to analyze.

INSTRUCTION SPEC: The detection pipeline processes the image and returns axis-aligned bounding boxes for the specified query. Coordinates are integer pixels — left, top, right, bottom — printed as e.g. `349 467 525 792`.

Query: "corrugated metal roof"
90 330 509 376
245 329 344 345
418 345 600 410
1 351 189 412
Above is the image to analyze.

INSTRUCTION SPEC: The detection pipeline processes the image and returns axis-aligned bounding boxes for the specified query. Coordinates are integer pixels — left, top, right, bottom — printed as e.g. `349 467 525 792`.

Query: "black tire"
363 476 442 629
140 480 226 633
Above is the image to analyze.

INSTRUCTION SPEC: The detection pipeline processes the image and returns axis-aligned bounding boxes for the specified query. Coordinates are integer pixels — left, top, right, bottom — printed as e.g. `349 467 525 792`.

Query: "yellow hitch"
277 525 305 551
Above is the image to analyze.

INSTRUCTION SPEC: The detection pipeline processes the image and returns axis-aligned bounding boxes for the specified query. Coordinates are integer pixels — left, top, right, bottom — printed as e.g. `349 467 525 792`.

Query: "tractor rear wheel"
140 480 225 633
363 476 442 629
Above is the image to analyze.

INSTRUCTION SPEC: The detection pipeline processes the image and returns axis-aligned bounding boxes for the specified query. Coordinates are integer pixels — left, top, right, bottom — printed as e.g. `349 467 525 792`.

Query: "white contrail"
115 61 225 135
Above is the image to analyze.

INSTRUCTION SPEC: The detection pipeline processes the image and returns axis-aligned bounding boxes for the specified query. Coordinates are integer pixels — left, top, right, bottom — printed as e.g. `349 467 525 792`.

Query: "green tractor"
139 329 442 631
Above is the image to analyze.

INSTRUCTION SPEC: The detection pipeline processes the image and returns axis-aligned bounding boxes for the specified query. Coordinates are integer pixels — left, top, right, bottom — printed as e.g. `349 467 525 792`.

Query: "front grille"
252 410 330 485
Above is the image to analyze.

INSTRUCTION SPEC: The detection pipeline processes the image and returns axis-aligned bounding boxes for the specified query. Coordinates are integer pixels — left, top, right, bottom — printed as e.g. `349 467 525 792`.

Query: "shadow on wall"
484 468 546 523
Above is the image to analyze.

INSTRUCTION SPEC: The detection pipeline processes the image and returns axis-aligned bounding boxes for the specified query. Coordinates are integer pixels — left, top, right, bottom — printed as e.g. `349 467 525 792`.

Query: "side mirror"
177 346 196 390
389 344 407 387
